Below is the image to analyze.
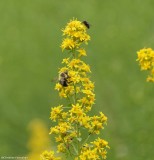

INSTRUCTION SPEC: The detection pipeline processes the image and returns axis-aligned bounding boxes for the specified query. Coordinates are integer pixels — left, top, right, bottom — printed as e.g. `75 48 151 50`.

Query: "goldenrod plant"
27 119 51 159
41 18 109 160
137 48 154 82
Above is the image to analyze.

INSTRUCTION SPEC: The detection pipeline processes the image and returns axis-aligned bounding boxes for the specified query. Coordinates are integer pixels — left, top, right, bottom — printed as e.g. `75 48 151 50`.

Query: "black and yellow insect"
59 71 69 87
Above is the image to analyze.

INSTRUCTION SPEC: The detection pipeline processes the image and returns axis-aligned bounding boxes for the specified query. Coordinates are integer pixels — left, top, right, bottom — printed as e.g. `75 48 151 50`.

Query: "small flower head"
78 48 87 57
61 38 78 51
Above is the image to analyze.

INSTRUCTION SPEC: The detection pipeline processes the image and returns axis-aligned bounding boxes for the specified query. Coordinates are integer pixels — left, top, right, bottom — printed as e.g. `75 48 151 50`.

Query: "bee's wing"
51 77 58 82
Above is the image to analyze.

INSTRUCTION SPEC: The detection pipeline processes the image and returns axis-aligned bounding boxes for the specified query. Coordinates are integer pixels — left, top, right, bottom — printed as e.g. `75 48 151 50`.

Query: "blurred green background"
0 0 154 159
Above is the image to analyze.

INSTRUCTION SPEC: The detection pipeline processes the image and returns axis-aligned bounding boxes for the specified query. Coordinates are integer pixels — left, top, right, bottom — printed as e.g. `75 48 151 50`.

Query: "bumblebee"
82 21 90 29
59 71 69 87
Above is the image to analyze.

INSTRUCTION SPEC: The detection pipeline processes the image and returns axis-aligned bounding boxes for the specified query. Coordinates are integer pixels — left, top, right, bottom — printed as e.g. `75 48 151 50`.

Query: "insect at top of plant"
82 21 90 29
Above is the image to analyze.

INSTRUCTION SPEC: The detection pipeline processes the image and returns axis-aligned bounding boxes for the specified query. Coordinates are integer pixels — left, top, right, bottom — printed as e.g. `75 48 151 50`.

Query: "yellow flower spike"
27 119 51 160
41 18 109 160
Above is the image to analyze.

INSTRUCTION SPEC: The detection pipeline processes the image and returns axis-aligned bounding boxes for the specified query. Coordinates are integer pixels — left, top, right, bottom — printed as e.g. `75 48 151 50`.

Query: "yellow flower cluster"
61 19 90 51
41 18 109 160
78 138 109 160
137 48 154 82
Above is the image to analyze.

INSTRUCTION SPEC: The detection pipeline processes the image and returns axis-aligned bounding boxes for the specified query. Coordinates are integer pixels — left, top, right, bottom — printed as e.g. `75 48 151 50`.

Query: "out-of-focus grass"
0 0 154 159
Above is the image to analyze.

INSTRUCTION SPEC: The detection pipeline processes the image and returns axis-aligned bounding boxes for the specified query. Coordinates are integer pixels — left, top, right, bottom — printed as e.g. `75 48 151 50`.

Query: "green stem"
71 143 78 155
62 139 74 159
74 84 77 104
82 133 92 146
77 123 80 159
70 48 80 159
71 48 76 59
67 96 72 106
